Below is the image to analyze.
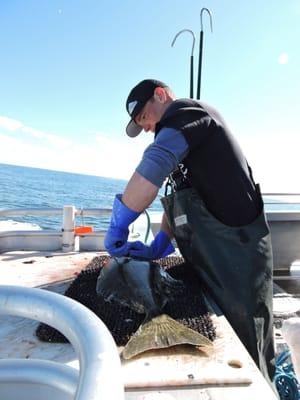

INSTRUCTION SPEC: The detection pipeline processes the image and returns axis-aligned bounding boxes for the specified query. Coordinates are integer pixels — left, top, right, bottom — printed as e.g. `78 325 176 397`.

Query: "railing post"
62 205 75 252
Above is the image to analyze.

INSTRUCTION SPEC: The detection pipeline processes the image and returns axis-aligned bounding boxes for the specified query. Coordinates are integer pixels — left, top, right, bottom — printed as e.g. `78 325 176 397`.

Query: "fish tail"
122 314 213 360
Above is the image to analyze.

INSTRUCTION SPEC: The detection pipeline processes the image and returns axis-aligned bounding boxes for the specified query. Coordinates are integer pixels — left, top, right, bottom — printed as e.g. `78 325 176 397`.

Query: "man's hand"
128 230 175 260
104 194 140 257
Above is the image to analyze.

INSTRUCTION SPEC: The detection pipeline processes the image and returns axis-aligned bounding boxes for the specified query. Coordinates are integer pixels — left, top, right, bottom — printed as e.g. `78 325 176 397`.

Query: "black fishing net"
36 256 216 346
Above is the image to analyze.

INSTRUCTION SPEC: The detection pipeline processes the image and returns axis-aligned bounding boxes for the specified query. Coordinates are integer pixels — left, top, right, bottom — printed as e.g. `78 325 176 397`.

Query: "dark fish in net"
36 255 216 351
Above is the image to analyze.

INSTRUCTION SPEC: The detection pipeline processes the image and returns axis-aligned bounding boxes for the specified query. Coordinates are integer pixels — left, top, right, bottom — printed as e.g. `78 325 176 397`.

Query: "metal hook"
200 7 213 33
171 29 195 57
171 29 196 98
197 7 213 99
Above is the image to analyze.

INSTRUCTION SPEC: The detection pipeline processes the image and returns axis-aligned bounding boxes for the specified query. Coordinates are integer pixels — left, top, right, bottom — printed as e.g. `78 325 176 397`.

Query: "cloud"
0 116 23 131
1 112 299 190
3 115 298 192
22 126 71 147
46 134 71 148
92 132 151 178
22 126 45 138
239 131 300 192
1 121 299 191
278 52 289 65
0 115 71 149
0 125 151 180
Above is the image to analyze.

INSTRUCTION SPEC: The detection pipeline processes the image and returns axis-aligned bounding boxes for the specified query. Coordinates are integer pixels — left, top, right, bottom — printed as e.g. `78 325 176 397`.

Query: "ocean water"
0 163 164 230
0 163 299 231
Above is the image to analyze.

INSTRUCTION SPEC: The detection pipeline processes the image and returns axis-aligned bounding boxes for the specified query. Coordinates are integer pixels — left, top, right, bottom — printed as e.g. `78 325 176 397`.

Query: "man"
104 79 275 382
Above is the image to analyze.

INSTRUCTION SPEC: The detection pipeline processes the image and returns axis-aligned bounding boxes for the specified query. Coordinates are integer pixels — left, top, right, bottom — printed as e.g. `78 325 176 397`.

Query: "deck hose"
275 350 300 400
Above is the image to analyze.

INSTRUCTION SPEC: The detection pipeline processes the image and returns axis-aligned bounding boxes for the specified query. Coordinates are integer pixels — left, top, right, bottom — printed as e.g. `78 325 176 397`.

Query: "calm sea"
0 163 299 231
0 163 164 230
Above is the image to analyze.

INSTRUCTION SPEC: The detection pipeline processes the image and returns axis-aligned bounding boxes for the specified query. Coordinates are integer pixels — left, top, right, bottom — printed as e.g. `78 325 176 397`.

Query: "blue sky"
0 0 299 191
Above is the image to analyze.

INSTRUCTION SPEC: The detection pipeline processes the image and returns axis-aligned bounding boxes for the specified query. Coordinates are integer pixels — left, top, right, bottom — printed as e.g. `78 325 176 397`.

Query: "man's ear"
154 87 167 103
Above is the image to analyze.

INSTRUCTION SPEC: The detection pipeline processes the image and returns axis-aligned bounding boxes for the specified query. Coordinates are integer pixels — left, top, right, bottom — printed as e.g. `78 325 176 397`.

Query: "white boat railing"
263 193 300 211
0 206 112 252
1 198 300 272
0 207 112 218
0 206 152 252
0 285 124 400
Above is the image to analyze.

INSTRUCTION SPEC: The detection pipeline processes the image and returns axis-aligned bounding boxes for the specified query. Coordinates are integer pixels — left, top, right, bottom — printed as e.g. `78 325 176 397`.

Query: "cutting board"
121 314 257 388
0 306 261 390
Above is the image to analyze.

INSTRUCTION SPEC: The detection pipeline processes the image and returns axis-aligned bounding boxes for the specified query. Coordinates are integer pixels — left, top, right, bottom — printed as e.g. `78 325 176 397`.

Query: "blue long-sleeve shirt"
136 127 189 188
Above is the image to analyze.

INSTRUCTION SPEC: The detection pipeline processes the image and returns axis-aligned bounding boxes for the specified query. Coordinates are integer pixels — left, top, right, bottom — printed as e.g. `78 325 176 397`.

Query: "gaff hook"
171 29 196 99
197 8 213 100
200 7 213 33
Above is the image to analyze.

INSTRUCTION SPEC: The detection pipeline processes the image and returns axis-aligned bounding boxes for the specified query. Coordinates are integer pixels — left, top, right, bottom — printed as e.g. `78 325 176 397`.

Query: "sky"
0 0 299 192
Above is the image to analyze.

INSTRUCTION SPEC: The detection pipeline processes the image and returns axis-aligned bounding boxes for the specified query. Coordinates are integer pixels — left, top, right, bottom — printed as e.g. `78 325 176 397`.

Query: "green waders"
161 187 275 382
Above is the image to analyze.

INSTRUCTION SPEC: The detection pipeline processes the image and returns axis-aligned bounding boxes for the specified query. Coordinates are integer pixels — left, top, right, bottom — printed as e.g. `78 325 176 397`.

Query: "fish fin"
97 285 131 307
122 314 213 360
152 264 185 302
96 286 111 300
98 287 119 303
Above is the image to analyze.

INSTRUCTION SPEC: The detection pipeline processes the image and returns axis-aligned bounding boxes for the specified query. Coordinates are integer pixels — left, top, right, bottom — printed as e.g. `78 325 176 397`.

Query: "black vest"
155 99 262 226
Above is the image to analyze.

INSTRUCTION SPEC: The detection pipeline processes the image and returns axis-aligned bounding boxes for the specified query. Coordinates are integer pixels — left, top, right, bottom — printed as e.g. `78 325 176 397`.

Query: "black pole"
190 55 194 98
196 31 204 100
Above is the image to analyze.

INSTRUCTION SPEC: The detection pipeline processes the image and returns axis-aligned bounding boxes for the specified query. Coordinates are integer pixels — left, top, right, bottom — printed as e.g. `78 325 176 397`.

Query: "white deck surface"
0 251 280 399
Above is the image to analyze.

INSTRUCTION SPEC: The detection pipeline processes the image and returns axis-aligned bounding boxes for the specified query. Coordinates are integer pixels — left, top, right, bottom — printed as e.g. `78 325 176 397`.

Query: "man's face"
135 96 164 133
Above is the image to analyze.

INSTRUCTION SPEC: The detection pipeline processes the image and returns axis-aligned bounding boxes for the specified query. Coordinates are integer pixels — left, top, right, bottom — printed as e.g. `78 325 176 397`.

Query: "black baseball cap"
126 79 168 137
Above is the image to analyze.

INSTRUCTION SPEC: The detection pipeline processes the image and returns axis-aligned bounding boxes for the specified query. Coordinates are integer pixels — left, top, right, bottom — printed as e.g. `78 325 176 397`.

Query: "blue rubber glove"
104 194 140 257
128 230 175 260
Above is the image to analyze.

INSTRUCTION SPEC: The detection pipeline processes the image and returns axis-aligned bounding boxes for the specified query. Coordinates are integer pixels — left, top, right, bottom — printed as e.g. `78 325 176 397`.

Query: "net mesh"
36 255 216 346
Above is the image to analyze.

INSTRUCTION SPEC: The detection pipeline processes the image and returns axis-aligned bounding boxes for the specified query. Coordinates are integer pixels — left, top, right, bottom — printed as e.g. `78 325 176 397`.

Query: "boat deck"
0 250 293 399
